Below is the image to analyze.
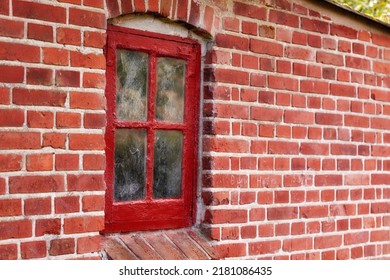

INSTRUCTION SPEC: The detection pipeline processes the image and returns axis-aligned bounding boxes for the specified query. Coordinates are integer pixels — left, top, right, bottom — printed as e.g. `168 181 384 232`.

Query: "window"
104 25 201 233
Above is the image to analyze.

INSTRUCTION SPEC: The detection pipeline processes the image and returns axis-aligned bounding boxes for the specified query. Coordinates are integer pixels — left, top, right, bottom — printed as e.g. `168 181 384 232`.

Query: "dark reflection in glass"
116 50 148 121
153 130 183 199
115 129 146 201
156 57 186 123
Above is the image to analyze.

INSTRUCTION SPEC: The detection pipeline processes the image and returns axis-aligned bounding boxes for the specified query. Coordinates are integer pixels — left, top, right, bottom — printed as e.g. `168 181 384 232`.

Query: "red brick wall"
0 0 389 259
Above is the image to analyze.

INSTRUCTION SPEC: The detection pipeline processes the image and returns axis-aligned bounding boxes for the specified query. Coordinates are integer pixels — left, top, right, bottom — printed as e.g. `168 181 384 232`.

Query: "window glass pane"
156 57 186 123
116 50 148 121
153 130 183 199
115 129 146 201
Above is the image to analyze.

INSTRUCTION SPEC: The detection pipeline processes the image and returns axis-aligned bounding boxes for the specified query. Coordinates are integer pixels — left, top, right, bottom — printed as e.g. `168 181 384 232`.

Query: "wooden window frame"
104 25 201 233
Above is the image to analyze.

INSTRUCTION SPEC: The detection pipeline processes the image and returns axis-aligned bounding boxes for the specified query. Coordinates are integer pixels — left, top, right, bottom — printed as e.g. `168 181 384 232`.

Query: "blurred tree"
332 0 390 24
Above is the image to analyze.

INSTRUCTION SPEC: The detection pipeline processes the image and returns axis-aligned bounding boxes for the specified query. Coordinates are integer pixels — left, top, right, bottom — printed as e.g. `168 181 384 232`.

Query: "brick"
300 206 328 218
215 243 246 258
84 31 106 48
372 174 390 185
269 10 299 28
67 174 105 191
13 0 66 23
214 68 249 85
69 8 106 28
43 48 69 66
216 34 248 51
27 111 54 128
233 2 266 20
373 61 390 75
315 175 342 186
300 80 328 94
83 154 105 170
188 0 200 26
55 196 80 214
36 219 61 237
317 51 344 66
251 107 282 122
300 143 329 155
330 84 356 98
346 56 370 70
314 235 342 249
77 235 101 254
43 133 66 149
0 220 32 240
283 237 312 252
249 240 281 255
301 18 329 34
27 68 53 86
0 244 17 260
70 92 105 109
26 153 53 171
330 24 358 39
9 176 64 194
13 88 66 107
345 174 369 186
56 112 81 128
69 134 105 150
249 207 265 221
203 138 249 153
57 27 81 46
55 70 80 87
331 144 356 155
0 199 22 217
84 0 104 8
83 72 105 89
344 115 369 128
0 18 26 36
82 195 105 212
259 25 275 39
49 238 75 256
345 232 369 245
70 52 105 69
315 113 342 126
24 198 51 215
284 110 314 124
268 141 299 155
269 76 298 91
370 230 390 242
0 109 24 127
251 39 283 56
267 207 298 220
285 46 315 61
55 154 79 171
371 118 390 130
28 23 53 42
0 41 40 63
21 241 46 259
0 132 41 150
1 65 24 86
64 216 104 234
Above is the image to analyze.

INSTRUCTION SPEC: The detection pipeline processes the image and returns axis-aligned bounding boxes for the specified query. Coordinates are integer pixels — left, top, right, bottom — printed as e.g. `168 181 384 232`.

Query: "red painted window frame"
104 25 201 233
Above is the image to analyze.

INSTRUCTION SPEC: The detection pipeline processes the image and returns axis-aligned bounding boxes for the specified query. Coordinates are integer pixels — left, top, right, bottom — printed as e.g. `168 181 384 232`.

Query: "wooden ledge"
101 228 219 260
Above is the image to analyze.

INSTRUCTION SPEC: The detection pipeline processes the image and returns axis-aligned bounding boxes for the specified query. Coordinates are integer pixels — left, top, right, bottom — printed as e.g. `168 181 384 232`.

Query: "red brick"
70 92 105 109
84 31 106 48
269 76 298 91
0 244 17 260
370 230 390 242
317 51 344 66
345 232 369 245
43 47 69 66
268 141 299 155
43 133 66 149
77 235 101 254
215 243 246 258
1 65 24 85
28 23 53 42
55 196 80 214
26 68 53 86
21 241 46 259
269 10 299 28
176 0 188 20
300 80 328 94
0 199 22 217
203 138 249 153
346 56 370 70
330 84 356 98
205 209 247 224
49 238 75 256
27 111 54 128
315 175 342 186
83 154 105 170
267 207 298 220
330 24 358 39
345 174 369 186
13 0 66 23
67 174 105 191
233 2 266 20
189 0 200 26
300 143 329 155
70 52 105 69
251 39 283 56
283 237 312 252
69 8 105 28
57 27 81 46
0 41 40 63
300 206 328 218
36 219 61 237
372 174 390 186
83 72 105 89
251 107 282 122
56 112 81 128
285 46 315 61
0 220 32 240
249 240 281 255
0 109 24 127
64 216 104 234
84 0 104 8
315 113 342 126
214 68 249 85
24 198 51 216
0 132 41 150
55 154 79 171
9 176 64 194
314 235 342 249
69 133 105 150
284 174 313 187
301 18 329 34
284 110 314 124
82 195 105 212
13 88 66 107
55 70 80 87
0 154 22 172
26 153 53 171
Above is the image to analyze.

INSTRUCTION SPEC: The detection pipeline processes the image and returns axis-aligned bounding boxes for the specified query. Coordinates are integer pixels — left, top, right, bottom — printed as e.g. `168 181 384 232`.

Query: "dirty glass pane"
115 129 146 201
116 50 148 121
155 57 186 123
153 130 183 199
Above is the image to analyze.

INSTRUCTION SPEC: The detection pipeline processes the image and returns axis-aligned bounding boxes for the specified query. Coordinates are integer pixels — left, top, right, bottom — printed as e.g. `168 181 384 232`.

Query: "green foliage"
332 0 390 24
